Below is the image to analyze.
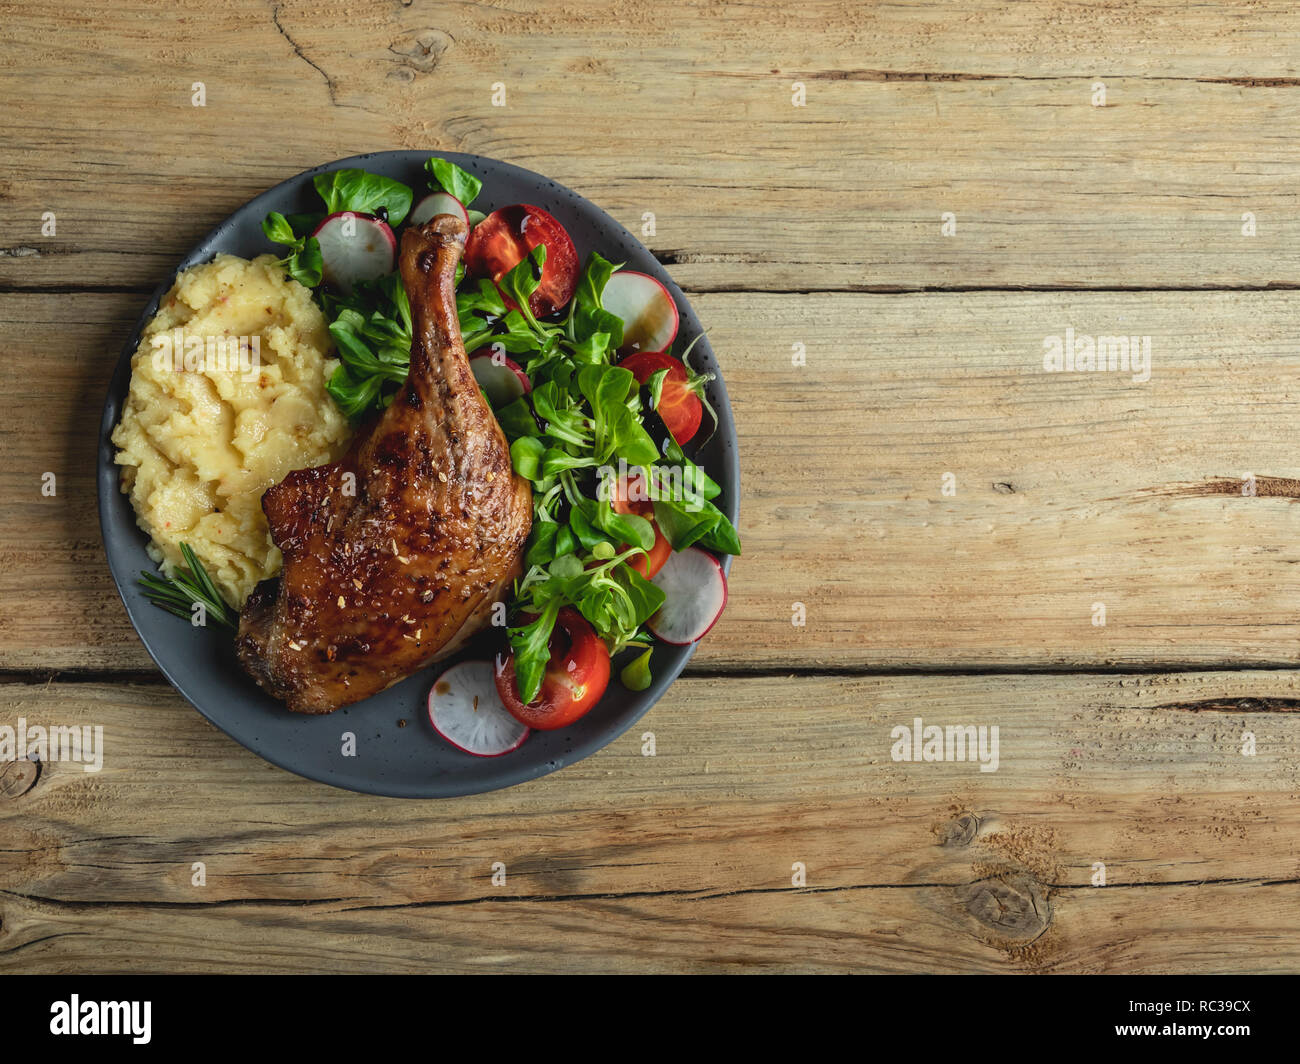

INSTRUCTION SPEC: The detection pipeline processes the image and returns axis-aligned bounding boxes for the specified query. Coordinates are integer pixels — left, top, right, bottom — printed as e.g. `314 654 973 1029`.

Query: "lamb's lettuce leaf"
313 169 413 227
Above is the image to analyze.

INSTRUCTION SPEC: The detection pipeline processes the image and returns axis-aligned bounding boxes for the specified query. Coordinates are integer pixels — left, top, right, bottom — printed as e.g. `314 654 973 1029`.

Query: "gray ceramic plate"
97 151 738 797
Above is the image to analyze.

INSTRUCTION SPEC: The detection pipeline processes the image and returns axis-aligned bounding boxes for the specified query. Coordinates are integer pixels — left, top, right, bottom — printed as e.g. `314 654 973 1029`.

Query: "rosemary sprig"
137 542 235 629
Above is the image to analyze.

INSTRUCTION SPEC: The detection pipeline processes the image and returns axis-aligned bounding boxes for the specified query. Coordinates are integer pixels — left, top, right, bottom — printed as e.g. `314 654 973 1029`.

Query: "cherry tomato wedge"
612 471 672 579
620 350 704 445
494 607 611 730
465 204 579 318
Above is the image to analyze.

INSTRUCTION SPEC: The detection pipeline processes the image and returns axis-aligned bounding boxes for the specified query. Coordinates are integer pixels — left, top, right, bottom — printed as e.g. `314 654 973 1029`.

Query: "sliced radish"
469 349 531 406
409 192 469 228
647 547 728 645
428 661 530 757
311 211 397 293
601 271 679 355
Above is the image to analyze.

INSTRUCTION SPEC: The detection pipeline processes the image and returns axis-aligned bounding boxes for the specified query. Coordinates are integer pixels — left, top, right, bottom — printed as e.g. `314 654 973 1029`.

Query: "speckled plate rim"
97 150 738 798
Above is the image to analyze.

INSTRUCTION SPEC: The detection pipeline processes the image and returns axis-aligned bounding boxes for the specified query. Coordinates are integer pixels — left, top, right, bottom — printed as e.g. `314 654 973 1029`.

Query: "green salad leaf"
506 599 561 707
261 211 296 245
424 156 483 207
322 273 413 420
498 246 548 331
568 251 624 350
261 211 323 288
620 647 654 691
313 169 414 227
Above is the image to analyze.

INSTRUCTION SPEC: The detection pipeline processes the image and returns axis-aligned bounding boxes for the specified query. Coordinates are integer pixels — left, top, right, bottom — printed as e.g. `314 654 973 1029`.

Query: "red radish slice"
311 211 397 294
647 547 728 645
601 271 679 355
409 192 469 227
428 661 530 757
469 349 531 406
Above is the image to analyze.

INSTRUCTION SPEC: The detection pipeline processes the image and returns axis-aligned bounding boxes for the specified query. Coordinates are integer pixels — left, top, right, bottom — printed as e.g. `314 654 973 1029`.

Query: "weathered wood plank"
2 672 1298 972
4 2 1300 291
6 0 1298 979
8 289 1300 670
4 882 1298 974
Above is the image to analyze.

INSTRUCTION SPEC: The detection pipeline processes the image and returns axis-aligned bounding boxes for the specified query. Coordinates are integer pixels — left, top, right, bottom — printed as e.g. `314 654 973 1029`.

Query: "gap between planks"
8 874 1300 915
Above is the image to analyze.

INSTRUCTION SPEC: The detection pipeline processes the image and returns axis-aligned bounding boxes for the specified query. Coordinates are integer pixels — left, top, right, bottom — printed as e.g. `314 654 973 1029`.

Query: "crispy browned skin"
236 215 532 713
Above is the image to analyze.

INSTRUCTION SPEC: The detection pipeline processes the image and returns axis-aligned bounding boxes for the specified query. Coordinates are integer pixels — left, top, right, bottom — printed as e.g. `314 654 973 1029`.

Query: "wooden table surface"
4 0 1300 974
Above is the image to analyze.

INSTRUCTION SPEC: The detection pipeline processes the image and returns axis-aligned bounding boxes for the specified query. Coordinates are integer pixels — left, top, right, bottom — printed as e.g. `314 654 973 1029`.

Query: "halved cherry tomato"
612 470 672 579
620 350 704 445
465 204 578 318
494 607 611 730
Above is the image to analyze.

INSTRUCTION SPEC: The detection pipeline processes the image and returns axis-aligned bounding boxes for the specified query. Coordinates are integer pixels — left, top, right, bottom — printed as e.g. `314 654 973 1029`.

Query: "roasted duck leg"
236 215 532 714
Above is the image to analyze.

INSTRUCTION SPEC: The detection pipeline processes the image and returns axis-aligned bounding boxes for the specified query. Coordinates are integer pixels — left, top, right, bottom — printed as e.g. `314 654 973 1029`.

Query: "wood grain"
2 671 1298 973
5 883 1298 974
4 0 1300 975
4 1 1300 293
8 289 1300 671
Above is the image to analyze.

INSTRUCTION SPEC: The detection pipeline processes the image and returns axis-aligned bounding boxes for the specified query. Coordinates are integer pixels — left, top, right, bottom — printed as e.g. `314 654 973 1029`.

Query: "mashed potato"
112 253 351 607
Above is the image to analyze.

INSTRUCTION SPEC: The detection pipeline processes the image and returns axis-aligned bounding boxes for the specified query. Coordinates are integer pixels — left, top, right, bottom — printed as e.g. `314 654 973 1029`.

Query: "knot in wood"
939 811 980 847
0 757 40 800
956 872 1050 942
389 30 453 75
